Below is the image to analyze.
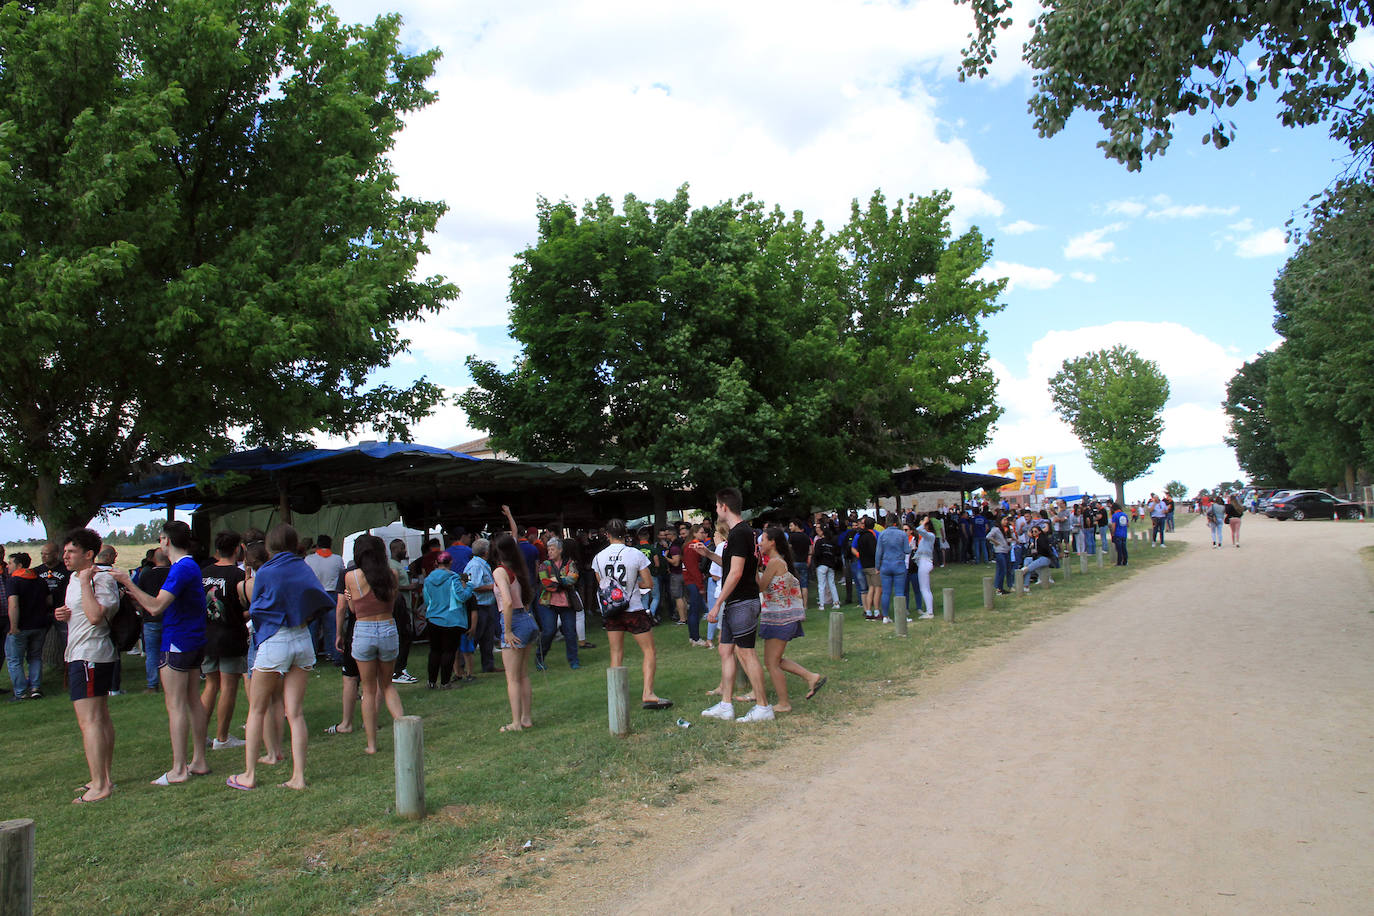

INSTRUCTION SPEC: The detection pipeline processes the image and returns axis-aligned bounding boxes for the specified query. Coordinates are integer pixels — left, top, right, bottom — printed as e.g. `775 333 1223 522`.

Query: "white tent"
341 520 433 568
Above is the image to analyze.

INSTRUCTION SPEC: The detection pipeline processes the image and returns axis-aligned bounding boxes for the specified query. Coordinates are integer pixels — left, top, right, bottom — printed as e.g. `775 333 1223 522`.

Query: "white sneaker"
735 704 775 723
701 701 735 720
212 735 247 750
392 670 418 684
918 612 934 619
881 617 892 624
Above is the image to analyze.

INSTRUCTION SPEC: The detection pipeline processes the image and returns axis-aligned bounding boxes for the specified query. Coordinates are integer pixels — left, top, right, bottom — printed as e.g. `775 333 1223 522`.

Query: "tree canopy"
0 0 455 537
1165 480 1188 500
1048 345 1170 504
1228 180 1374 492
957 0 1374 174
459 186 1005 510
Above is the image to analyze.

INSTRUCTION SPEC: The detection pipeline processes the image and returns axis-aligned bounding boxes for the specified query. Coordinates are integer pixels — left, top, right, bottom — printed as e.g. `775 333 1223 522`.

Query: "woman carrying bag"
537 538 581 669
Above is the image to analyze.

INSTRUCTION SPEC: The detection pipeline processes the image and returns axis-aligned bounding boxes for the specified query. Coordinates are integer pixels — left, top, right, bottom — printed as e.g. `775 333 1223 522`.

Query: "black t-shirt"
201 562 248 658
10 575 51 630
787 531 809 565
856 529 877 567
722 521 759 602
137 565 171 621
33 563 70 612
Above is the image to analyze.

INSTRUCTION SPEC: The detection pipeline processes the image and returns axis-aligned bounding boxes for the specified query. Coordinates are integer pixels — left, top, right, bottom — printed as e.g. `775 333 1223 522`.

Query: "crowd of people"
5 484 1219 805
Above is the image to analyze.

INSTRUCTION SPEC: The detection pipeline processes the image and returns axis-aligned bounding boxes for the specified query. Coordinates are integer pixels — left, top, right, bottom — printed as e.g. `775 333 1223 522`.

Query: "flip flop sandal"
72 792 111 804
150 772 186 787
225 775 256 791
642 699 674 710
805 676 828 700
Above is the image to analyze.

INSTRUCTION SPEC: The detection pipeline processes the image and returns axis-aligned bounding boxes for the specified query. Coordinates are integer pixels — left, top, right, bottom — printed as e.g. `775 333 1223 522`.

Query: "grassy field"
1 530 1187 915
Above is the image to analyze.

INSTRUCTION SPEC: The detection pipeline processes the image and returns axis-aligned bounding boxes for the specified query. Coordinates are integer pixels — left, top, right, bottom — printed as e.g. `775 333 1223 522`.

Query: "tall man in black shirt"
698 487 773 724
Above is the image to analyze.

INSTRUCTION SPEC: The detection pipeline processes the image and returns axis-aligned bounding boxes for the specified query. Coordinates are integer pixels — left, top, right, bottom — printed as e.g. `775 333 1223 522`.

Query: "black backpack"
813 539 838 568
108 590 142 653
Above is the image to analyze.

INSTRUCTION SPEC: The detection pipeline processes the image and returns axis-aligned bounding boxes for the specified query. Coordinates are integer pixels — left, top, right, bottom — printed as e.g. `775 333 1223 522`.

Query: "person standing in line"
536 537 581 668
854 517 880 620
1111 502 1130 566
699 487 773 724
756 527 825 712
592 520 673 709
971 509 990 564
303 535 346 664
492 532 540 732
1081 503 1097 556
1225 495 1244 547
987 518 1012 595
786 519 812 610
910 515 937 619
387 539 419 685
200 531 249 750
421 550 472 689
336 535 406 755
6 552 50 700
136 550 171 693
681 525 710 647
465 539 499 673
1148 494 1168 547
874 516 911 624
55 528 121 804
110 521 211 785
703 520 729 649
810 522 841 611
228 523 332 791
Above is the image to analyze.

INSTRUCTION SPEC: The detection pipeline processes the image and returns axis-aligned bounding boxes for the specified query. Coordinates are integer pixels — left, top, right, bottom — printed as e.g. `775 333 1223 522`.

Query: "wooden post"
607 667 630 737
1014 567 1024 597
828 612 844 659
1097 550 1104 569
1080 554 1088 575
892 595 907 637
942 587 955 621
1062 558 1070 581
394 716 425 820
983 576 994 609
0 819 34 916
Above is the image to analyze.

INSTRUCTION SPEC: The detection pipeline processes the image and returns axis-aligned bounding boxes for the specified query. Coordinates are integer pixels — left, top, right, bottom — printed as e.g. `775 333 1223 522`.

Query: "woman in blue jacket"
874 517 911 624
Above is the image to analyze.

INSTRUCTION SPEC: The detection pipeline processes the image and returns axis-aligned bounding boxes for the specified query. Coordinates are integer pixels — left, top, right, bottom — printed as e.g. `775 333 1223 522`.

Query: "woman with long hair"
987 515 1013 596
238 536 284 766
758 527 825 712
912 514 937 619
335 534 405 755
492 533 538 732
1225 494 1244 547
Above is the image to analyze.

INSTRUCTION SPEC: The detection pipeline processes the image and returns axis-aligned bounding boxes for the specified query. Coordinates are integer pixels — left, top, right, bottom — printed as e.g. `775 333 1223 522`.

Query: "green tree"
957 0 1374 173
1266 180 1374 492
460 187 1004 509
1223 351 1293 486
0 0 454 538
1165 480 1188 500
1049 345 1171 505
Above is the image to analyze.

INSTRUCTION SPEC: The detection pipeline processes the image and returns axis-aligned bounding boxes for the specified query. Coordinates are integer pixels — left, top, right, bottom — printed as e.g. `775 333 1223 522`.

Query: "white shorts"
252 626 315 674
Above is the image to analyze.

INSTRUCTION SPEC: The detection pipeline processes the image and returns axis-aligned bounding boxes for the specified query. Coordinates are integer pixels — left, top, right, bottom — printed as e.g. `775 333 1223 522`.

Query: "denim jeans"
1023 556 1052 584
902 569 924 613
705 578 720 641
973 537 989 564
993 553 1011 591
850 561 868 594
1113 536 1128 565
879 569 907 619
308 594 340 664
1083 527 1096 555
685 583 706 641
792 562 810 595
5 628 46 695
648 578 662 619
815 565 839 607
142 619 164 689
536 602 578 666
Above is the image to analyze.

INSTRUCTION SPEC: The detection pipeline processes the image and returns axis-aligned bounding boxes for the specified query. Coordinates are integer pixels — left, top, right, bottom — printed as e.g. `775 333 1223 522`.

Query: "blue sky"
2 0 1359 540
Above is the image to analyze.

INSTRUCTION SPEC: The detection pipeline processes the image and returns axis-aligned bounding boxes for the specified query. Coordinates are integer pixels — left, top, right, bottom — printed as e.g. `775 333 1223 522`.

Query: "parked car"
1265 490 1366 520
1256 489 1290 512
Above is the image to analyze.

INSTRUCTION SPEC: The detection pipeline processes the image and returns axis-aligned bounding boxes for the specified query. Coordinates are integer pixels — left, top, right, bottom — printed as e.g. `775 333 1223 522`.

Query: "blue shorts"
499 610 538 650
68 661 117 702
351 619 399 663
162 649 205 672
253 626 315 674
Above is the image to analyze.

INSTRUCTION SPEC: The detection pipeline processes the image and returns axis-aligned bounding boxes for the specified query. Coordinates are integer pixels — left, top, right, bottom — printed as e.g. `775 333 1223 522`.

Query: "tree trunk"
1114 480 1125 506
1344 464 1357 497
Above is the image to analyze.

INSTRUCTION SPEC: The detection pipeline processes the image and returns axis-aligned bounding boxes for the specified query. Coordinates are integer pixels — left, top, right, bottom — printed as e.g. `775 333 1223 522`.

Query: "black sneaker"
27 689 42 699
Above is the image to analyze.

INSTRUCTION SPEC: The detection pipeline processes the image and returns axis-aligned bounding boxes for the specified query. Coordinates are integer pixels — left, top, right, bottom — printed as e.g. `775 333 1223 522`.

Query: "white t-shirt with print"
592 544 649 612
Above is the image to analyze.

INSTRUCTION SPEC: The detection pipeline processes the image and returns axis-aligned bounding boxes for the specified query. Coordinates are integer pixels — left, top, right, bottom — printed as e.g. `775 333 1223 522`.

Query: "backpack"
813 539 837 569
598 578 630 615
108 590 142 653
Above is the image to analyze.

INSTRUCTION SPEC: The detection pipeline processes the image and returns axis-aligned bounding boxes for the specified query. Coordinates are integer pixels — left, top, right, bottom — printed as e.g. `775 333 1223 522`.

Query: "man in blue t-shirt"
1110 503 1130 567
110 520 209 785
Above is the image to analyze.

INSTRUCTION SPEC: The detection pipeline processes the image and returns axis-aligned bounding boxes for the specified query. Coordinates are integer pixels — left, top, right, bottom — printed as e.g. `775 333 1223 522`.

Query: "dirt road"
486 515 1374 914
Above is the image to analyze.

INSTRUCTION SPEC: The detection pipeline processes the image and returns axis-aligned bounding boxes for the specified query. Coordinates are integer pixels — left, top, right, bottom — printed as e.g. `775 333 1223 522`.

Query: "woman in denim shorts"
492 532 539 733
334 535 405 755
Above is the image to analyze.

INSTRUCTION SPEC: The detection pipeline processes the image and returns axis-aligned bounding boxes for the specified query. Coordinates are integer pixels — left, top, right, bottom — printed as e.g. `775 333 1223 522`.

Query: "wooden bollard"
1014 567 1024 597
983 576 994 609
1062 558 1070 581
829 611 844 659
942 587 955 621
1097 550 1104 569
607 667 630 737
892 595 908 637
0 819 34 916
394 716 425 820
1080 554 1088 575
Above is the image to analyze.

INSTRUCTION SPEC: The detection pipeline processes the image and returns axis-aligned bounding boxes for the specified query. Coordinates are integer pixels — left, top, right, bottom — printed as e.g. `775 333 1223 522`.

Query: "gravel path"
483 514 1374 915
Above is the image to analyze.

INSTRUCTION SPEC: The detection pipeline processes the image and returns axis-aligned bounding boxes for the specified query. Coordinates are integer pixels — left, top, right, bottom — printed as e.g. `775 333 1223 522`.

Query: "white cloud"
1235 227 1289 258
1069 271 1096 283
1000 219 1043 235
977 260 1062 292
1064 223 1125 260
973 322 1246 499
1105 199 1147 218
